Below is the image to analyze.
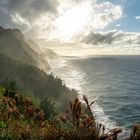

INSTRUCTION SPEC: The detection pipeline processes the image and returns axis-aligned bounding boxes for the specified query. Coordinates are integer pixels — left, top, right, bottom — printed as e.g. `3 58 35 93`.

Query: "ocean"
49 55 140 137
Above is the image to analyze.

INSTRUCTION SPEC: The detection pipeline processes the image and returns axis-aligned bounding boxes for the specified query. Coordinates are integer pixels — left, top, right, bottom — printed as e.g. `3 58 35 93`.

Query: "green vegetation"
0 26 76 111
0 82 140 140
0 53 77 111
40 97 55 120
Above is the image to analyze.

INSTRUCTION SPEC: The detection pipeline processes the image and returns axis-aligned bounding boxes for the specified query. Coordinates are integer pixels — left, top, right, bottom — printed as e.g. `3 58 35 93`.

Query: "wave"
48 56 121 132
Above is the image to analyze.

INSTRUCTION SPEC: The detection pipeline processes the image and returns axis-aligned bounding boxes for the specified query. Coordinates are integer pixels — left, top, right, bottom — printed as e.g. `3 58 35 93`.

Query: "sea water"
49 55 140 137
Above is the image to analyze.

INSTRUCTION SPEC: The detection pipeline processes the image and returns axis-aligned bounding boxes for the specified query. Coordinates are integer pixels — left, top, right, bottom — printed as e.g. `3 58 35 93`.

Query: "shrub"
58 95 122 140
40 97 55 120
127 124 140 140
0 82 140 140
1 79 16 98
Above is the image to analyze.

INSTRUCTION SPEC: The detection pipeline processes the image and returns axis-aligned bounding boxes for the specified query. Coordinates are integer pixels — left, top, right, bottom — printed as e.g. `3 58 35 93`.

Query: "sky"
0 0 140 55
101 0 140 32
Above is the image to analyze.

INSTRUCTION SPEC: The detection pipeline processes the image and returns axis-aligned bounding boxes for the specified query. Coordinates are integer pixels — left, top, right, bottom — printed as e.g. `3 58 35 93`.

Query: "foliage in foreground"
0 85 140 140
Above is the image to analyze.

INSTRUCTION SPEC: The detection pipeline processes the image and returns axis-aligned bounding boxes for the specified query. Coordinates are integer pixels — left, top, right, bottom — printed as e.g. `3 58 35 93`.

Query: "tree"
1 79 16 98
40 97 55 120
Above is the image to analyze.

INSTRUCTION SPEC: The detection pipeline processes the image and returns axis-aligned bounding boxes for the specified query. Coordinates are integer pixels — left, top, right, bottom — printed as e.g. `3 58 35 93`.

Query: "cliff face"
0 26 50 71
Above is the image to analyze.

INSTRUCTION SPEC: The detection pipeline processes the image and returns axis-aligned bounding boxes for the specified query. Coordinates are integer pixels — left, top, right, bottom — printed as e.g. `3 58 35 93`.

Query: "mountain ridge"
0 26 53 71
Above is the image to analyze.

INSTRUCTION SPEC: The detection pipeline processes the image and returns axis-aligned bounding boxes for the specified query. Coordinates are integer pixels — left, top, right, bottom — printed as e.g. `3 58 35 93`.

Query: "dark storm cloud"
82 31 120 44
6 0 58 18
0 7 11 27
82 30 140 45
32 0 58 13
0 0 58 28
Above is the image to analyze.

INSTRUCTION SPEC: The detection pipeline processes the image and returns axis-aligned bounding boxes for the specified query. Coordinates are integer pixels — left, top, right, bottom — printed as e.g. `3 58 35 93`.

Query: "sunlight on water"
48 55 140 139
48 56 122 134
49 44 140 57
49 57 84 92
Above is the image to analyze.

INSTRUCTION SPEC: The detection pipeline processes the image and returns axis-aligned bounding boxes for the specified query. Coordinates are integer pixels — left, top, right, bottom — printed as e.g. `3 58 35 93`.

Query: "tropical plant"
58 95 122 140
40 97 55 120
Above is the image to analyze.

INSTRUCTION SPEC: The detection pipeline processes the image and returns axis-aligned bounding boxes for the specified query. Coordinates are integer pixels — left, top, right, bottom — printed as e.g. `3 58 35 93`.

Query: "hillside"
0 26 50 71
0 26 77 110
27 39 58 59
0 53 77 110
27 39 58 71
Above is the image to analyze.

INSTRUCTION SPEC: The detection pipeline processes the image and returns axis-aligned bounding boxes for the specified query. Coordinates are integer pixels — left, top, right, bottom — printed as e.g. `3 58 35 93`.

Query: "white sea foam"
49 56 120 132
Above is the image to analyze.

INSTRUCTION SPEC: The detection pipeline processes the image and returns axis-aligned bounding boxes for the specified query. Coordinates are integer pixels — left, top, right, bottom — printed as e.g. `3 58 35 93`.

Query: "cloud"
0 0 58 27
3 0 58 17
135 16 140 20
0 0 123 42
0 0 59 38
0 7 12 27
82 30 140 45
91 2 123 29
11 14 30 30
48 1 123 41
116 24 121 27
